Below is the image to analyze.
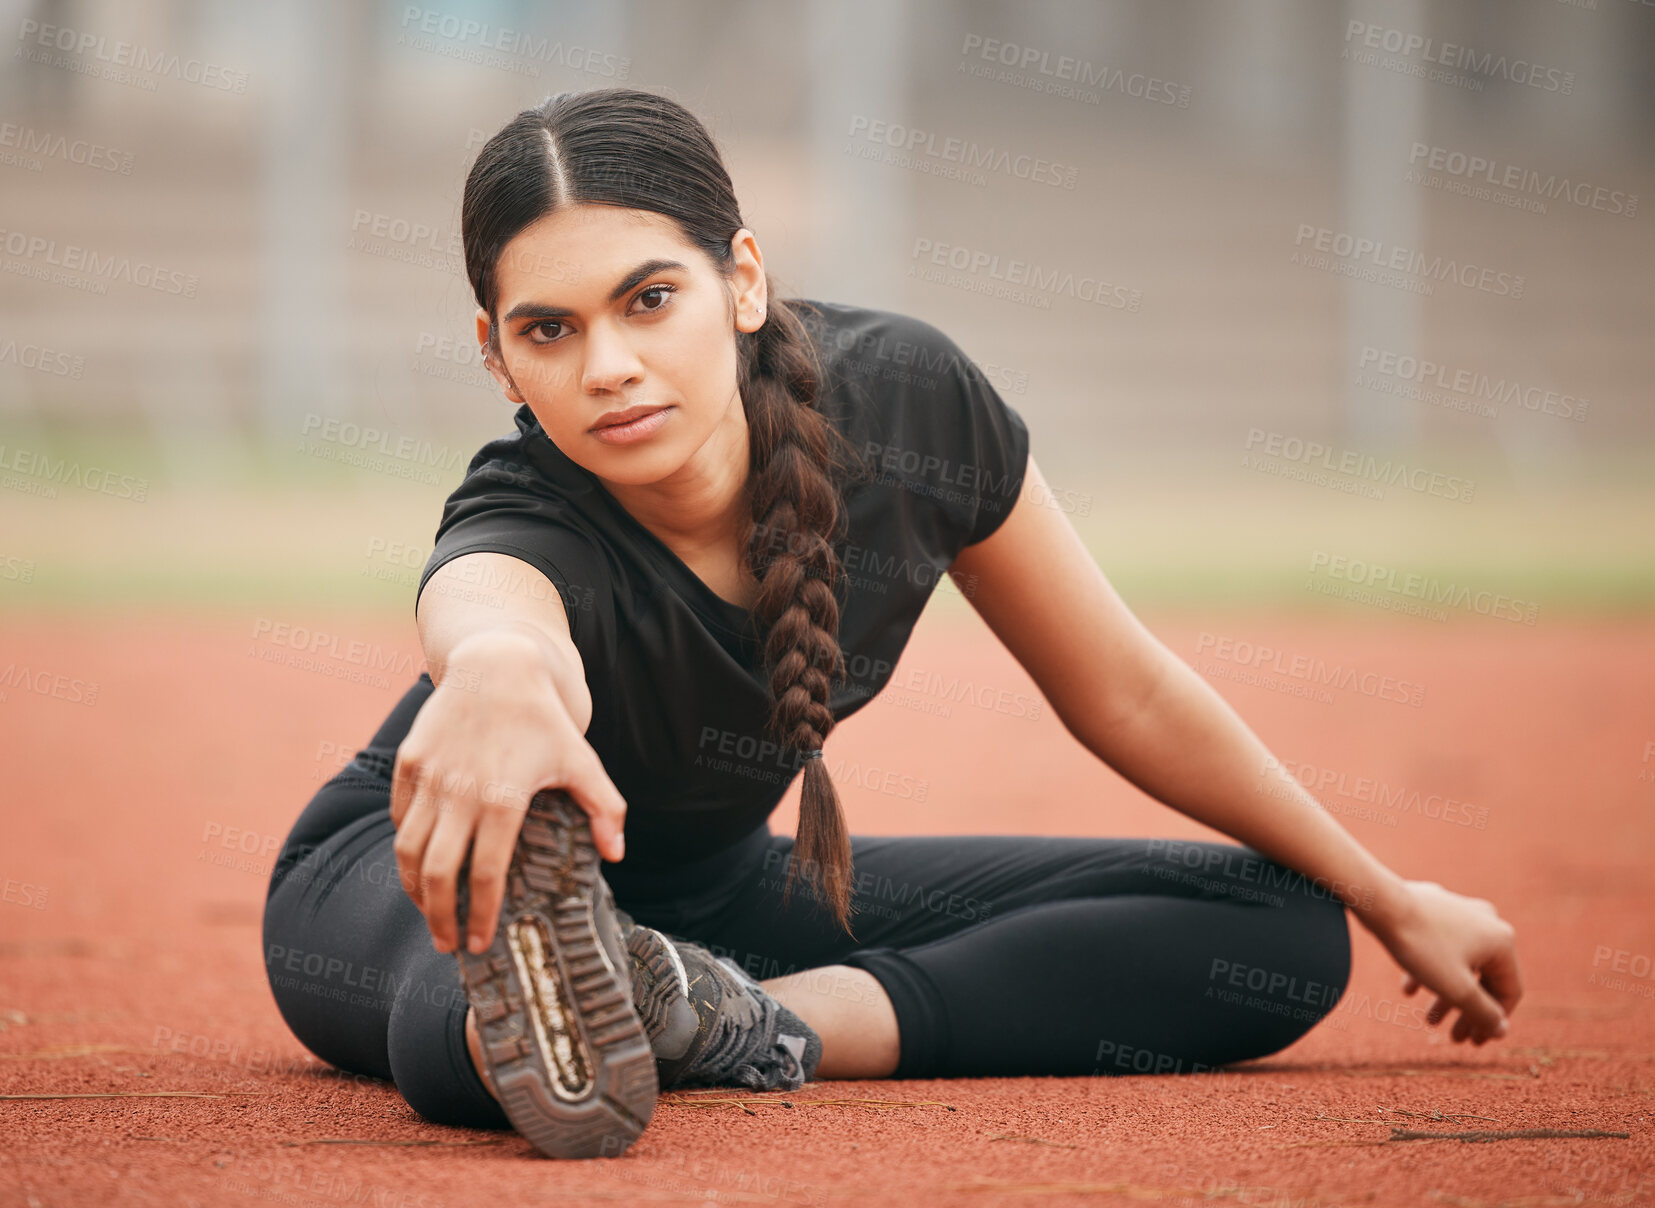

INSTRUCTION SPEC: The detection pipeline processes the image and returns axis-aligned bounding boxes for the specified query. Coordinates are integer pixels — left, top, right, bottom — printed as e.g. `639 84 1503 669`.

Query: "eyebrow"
500 258 689 326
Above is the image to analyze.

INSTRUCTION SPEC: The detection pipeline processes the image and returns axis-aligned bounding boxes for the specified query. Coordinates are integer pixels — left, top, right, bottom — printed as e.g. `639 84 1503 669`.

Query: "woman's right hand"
389 630 629 956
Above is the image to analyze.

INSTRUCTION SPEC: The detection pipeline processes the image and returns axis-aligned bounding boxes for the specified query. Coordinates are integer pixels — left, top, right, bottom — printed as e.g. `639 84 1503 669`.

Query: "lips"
591 405 667 431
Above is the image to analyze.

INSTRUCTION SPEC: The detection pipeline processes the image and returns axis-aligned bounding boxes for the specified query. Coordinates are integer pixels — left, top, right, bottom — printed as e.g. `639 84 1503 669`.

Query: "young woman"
263 87 1523 1160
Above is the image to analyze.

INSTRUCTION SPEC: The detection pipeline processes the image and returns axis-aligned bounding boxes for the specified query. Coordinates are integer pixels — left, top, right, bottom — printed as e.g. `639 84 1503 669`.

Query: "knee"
1265 885 1352 1039
385 956 509 1131
1296 883 1353 1015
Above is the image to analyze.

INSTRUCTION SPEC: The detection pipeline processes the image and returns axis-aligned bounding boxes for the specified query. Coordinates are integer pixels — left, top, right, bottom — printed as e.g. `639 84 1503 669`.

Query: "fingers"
464 803 523 954
390 746 420 829
560 751 629 863
421 807 478 954
1444 978 1508 1045
393 794 437 908
392 759 438 909
1479 930 1524 1017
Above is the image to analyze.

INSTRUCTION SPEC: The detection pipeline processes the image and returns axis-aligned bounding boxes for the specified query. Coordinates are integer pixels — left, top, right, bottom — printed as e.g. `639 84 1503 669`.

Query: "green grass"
2 423 1651 617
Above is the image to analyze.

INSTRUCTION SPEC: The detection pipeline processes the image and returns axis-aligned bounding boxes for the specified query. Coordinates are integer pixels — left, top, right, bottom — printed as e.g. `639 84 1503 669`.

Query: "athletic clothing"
411 299 1030 901
262 298 1351 1125
264 673 1352 1128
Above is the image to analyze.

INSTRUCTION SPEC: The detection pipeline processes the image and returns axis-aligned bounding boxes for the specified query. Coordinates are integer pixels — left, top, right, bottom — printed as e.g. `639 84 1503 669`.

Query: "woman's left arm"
949 454 1523 1045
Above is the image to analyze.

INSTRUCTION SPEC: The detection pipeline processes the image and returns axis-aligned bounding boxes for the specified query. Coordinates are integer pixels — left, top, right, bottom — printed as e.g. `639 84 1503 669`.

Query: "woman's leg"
262 673 509 1129
669 833 1353 1079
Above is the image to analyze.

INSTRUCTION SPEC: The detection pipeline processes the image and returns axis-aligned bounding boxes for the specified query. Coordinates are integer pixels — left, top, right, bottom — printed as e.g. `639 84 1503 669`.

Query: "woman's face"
476 203 767 488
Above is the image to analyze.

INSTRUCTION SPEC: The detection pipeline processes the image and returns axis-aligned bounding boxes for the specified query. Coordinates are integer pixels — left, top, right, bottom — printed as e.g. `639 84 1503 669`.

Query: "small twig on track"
1379 1106 1501 1124
986 1133 1077 1148
657 1092 956 1115
1387 1127 1629 1143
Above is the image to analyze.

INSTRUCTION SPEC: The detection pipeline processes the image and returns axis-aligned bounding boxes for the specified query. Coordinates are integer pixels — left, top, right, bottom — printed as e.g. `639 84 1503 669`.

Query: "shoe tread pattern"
455 789 657 1158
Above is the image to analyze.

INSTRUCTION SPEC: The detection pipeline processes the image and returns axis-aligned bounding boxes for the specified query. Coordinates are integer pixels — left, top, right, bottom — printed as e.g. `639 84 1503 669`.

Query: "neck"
598 389 751 558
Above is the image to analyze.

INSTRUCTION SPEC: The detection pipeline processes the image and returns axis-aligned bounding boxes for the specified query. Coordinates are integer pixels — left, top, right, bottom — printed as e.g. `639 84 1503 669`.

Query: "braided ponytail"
463 87 867 936
736 296 865 936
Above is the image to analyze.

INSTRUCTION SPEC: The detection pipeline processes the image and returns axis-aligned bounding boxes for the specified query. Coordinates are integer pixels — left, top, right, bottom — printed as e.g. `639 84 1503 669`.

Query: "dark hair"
461 87 866 936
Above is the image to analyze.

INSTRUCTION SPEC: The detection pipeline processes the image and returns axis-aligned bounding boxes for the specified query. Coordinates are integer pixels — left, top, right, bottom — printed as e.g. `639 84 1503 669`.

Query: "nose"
578 318 645 396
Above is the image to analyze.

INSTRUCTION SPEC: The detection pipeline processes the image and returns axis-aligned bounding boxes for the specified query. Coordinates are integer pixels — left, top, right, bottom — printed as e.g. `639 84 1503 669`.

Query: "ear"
475 307 526 404
729 229 768 334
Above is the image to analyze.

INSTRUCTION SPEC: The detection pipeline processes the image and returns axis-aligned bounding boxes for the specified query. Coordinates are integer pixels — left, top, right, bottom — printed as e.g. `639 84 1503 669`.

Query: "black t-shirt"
416 298 1030 889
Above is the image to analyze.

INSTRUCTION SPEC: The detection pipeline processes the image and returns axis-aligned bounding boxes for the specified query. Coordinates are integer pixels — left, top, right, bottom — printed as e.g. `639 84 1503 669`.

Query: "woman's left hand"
1368 878 1524 1045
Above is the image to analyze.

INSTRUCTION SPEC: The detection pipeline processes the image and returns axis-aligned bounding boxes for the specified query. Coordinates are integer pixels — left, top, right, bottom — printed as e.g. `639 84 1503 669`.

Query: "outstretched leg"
669 833 1352 1079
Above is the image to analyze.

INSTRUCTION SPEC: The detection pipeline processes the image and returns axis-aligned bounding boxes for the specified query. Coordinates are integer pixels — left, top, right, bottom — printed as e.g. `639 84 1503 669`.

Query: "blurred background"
3 9 1653 1201
2 0 1650 617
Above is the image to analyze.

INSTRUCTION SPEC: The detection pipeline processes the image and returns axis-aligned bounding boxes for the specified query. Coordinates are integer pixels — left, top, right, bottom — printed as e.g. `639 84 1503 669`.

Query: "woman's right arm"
392 551 629 955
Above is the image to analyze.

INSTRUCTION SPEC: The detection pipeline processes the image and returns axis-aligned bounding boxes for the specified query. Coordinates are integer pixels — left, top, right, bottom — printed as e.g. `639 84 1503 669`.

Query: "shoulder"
792 298 976 385
791 299 1003 457
420 412 617 636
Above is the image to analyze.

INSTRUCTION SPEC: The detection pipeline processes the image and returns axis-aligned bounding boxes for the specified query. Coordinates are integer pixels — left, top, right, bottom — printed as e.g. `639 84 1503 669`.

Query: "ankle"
463 1006 499 1102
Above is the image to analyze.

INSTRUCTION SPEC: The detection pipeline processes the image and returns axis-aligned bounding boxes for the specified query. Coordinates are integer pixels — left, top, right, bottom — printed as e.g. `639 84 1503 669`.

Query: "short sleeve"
415 442 613 648
880 315 1032 551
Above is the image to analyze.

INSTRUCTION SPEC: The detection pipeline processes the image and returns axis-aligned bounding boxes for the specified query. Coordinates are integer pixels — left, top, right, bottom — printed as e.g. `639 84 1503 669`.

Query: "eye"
520 284 676 347
633 283 675 313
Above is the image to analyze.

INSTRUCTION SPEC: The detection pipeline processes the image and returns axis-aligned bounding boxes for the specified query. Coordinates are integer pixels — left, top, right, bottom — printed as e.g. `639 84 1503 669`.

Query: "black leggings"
263 674 1352 1130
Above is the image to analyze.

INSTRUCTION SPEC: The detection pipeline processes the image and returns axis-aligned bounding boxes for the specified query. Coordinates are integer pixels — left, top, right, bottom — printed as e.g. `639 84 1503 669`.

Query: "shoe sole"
454 789 657 1159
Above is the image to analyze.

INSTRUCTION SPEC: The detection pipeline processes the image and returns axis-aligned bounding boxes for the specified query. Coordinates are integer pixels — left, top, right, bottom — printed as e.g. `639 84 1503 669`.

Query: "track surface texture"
1 613 1651 1207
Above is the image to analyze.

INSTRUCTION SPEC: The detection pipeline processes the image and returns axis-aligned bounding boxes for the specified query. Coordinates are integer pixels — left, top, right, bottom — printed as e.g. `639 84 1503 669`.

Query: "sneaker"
621 926 823 1092
453 789 658 1159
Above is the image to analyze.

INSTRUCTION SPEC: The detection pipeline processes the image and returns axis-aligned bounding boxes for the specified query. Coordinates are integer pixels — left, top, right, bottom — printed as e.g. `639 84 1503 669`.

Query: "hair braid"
737 296 865 936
